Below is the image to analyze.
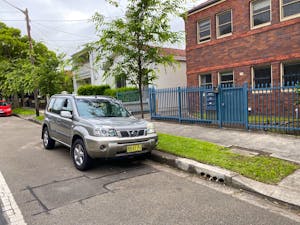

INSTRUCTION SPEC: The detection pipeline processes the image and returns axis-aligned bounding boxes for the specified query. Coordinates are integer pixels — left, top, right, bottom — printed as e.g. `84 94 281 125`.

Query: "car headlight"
147 122 156 134
94 127 117 137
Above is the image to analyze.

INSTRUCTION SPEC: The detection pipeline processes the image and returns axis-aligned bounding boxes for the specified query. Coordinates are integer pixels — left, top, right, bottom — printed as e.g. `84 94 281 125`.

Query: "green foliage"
91 0 184 116
77 84 111 95
103 88 117 97
158 133 299 184
0 22 73 100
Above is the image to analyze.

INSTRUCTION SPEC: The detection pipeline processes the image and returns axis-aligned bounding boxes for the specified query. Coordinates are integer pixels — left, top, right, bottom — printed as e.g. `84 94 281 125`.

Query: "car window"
0 101 8 106
47 98 55 112
76 98 130 118
51 98 66 114
62 99 73 112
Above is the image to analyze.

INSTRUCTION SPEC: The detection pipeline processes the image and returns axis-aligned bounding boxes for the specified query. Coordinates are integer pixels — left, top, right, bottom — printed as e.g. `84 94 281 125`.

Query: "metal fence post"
217 86 222 128
148 87 153 118
178 87 182 123
243 83 249 130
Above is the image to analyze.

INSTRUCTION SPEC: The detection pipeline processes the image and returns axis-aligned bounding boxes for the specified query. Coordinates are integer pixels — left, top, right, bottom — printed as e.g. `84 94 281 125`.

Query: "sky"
0 0 205 57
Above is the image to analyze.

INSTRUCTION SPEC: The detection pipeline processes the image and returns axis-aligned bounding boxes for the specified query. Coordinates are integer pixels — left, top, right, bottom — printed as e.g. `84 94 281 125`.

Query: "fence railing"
149 84 300 134
116 89 149 113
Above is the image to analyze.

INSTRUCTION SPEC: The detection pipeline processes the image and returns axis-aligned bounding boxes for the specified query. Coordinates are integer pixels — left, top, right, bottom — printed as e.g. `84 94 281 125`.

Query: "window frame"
218 71 234 86
216 9 233 38
280 0 300 21
199 73 213 89
250 0 272 29
251 65 273 90
197 18 211 44
280 61 300 87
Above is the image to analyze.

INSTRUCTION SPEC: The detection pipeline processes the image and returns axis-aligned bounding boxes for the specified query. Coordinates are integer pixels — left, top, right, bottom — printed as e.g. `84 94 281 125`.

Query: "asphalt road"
0 116 299 225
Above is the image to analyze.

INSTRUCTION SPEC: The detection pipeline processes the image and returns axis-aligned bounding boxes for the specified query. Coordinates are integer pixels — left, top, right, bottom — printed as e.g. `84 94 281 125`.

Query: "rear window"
0 101 9 106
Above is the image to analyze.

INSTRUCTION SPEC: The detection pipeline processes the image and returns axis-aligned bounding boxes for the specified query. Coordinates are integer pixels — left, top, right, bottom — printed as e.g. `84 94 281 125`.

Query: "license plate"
127 144 142 153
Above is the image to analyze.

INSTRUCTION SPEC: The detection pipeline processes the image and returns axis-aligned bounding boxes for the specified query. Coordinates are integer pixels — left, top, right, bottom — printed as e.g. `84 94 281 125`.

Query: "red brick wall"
186 0 300 87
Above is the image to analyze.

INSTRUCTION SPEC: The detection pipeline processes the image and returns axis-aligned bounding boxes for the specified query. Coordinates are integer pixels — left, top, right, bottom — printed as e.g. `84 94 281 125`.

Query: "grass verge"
35 115 44 121
13 108 35 116
157 133 299 184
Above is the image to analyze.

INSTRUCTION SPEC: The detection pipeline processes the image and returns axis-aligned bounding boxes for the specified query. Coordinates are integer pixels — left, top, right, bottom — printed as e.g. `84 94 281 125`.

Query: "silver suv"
42 94 158 170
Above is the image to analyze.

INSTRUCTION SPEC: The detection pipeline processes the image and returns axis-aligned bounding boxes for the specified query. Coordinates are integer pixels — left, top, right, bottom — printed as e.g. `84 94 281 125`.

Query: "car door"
50 97 65 141
56 98 73 146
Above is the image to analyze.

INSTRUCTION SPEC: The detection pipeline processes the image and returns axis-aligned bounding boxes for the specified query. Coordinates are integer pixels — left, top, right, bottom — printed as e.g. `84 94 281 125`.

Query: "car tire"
42 126 55 149
71 139 92 171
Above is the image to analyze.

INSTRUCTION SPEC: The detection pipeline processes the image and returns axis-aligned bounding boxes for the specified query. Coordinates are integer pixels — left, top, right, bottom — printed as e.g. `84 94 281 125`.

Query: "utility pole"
2 1 40 116
24 8 39 116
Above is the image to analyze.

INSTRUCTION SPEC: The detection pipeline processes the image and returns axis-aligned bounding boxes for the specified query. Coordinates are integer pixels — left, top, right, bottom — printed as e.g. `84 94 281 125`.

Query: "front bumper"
84 133 158 158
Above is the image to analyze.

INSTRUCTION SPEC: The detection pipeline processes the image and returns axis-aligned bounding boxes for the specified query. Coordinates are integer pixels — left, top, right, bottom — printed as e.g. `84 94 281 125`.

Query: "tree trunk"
138 82 144 119
21 93 26 107
13 94 19 109
34 89 39 117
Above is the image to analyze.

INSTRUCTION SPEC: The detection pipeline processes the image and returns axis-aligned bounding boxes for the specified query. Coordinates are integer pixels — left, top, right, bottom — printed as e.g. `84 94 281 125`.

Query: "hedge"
77 85 111 95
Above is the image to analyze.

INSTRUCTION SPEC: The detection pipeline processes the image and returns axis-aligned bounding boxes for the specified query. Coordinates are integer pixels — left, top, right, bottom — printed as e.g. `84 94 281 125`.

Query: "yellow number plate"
127 144 142 153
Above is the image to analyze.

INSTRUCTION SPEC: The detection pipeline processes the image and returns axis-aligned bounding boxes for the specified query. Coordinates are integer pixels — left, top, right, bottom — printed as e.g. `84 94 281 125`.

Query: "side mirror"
60 110 72 119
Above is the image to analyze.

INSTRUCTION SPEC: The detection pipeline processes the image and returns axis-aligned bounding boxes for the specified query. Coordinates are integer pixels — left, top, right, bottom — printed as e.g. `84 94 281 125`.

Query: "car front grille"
120 129 145 137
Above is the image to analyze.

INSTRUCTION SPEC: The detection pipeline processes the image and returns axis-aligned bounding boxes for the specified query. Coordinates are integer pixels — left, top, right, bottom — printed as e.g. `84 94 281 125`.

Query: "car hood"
83 117 148 129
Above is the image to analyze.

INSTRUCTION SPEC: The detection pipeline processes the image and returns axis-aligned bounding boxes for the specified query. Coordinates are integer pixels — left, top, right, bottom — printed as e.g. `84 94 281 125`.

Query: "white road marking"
0 171 26 225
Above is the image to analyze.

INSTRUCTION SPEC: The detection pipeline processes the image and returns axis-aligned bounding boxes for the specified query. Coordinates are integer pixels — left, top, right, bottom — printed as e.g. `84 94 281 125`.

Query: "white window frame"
251 65 273 92
216 9 233 38
280 0 300 21
197 18 211 44
280 61 300 88
218 71 234 86
199 73 213 88
250 0 272 29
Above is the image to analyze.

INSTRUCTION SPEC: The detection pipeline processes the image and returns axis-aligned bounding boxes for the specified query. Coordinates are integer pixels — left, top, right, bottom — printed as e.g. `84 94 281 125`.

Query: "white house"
72 47 186 92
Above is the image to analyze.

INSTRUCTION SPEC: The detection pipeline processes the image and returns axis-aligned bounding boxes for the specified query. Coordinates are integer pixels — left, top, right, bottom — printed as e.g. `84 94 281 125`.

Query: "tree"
91 0 184 118
0 22 73 111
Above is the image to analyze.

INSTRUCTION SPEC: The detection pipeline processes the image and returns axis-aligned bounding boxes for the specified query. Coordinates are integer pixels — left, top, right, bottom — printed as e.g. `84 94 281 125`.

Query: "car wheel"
71 139 92 171
42 127 55 149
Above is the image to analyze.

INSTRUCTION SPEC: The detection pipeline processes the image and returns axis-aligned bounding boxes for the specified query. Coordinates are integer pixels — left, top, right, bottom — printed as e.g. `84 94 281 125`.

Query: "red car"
0 100 12 116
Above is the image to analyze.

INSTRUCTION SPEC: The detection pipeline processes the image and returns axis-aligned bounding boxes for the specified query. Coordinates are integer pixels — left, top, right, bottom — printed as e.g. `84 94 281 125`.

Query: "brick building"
186 0 300 88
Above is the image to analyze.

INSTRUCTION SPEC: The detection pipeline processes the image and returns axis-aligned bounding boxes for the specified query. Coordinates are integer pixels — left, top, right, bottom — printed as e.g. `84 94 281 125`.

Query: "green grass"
13 108 35 116
35 115 44 121
157 133 299 184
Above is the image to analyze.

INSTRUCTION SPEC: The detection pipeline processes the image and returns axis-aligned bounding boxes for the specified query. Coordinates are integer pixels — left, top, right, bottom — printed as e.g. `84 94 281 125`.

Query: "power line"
32 21 96 39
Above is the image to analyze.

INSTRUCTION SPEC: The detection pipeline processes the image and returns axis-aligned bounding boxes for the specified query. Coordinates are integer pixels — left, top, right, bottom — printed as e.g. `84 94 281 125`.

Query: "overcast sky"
0 0 205 57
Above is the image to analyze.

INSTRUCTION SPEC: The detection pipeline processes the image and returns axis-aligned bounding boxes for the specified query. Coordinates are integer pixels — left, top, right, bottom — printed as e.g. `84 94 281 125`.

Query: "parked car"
0 100 12 116
42 94 158 170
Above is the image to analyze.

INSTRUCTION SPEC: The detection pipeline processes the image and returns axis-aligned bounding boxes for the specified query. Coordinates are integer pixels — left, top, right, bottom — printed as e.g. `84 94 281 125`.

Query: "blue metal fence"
149 84 300 133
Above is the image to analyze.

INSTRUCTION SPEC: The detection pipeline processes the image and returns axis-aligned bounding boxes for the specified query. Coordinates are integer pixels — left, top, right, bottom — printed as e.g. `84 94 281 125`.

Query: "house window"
252 65 272 88
281 0 300 19
282 61 300 86
199 74 212 89
216 10 232 37
198 18 211 43
251 0 271 28
219 71 234 87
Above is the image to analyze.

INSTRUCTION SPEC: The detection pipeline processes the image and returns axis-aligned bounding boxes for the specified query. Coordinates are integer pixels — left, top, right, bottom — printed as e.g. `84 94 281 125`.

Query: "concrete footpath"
150 118 300 209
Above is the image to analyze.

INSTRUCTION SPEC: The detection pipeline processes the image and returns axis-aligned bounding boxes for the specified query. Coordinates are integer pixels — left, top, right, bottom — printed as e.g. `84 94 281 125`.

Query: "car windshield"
76 98 130 118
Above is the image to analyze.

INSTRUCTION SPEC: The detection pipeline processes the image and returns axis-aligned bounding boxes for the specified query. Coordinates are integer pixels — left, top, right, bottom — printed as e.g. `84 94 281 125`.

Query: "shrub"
77 85 111 96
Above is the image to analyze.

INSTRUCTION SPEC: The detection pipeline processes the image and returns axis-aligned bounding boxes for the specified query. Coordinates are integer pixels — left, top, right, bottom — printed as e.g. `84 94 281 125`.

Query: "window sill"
216 33 232 39
280 13 300 22
251 88 273 94
251 22 271 30
198 39 211 44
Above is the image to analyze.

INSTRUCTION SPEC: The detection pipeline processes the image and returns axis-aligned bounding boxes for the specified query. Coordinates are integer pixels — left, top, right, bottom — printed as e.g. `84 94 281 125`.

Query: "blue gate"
149 84 249 128
219 83 248 128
